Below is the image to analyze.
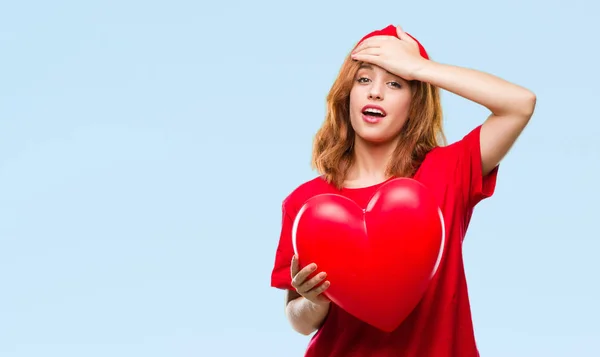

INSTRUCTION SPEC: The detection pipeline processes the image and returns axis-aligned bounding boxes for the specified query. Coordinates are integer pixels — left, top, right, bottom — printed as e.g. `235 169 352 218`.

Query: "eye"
388 81 402 88
357 76 370 83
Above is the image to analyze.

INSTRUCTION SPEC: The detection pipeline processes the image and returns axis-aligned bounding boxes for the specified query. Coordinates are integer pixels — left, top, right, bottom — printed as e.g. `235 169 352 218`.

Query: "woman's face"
349 63 413 145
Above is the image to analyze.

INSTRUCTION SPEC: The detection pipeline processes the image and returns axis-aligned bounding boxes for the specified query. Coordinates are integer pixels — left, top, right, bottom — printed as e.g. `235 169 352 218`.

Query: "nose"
368 82 383 100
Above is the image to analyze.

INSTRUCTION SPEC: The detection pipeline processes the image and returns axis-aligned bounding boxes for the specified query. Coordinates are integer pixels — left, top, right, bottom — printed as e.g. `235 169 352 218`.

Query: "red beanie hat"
356 24 429 60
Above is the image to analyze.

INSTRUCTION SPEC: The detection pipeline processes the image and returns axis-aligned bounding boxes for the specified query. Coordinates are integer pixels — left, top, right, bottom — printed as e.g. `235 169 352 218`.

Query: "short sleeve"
457 125 499 209
270 199 295 290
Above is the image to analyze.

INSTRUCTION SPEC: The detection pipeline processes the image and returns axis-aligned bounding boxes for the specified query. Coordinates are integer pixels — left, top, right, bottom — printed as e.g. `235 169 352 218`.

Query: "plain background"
1 1 599 356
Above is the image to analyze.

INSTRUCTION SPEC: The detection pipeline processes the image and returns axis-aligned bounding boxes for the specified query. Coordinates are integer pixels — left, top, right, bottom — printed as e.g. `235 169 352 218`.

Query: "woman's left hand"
351 25 428 81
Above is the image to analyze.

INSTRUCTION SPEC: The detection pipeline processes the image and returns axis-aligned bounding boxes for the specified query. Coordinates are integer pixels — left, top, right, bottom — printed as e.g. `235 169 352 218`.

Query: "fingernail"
310 264 317 271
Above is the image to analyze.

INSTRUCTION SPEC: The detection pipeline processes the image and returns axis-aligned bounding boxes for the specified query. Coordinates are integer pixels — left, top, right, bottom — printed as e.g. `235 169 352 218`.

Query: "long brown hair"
311 53 446 189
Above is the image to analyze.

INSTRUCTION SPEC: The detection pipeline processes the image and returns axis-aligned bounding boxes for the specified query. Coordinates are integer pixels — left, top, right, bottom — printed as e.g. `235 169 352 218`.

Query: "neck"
345 136 397 187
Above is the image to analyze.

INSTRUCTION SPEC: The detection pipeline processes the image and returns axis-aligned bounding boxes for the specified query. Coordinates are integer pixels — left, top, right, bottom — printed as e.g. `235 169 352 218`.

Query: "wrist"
308 298 330 309
410 58 437 82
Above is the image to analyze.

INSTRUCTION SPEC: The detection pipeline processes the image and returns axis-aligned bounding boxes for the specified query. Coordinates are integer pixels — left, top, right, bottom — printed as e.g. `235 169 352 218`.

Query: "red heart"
292 178 445 332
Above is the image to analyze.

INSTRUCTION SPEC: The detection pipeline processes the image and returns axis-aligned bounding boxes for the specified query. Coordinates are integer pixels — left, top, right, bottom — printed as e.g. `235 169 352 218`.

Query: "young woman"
270 24 536 357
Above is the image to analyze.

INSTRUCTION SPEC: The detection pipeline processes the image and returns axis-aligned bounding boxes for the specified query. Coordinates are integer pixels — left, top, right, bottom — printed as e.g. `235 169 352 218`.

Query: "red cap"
356 24 429 60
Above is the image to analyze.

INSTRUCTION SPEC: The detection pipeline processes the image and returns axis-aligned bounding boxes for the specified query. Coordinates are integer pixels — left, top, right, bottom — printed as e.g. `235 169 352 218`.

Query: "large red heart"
292 178 445 332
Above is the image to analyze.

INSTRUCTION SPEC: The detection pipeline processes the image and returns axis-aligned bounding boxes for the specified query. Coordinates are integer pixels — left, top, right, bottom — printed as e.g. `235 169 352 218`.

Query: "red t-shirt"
270 125 498 357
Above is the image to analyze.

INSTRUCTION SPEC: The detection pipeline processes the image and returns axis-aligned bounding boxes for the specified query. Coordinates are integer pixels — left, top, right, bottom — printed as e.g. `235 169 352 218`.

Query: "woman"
270 24 536 357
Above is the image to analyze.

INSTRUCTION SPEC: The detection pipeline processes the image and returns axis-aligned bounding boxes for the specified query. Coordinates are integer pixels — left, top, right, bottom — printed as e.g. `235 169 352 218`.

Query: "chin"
355 129 396 145
351 115 406 144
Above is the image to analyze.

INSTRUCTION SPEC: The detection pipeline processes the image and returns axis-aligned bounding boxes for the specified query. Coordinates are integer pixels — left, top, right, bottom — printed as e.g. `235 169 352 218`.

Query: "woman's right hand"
290 255 331 306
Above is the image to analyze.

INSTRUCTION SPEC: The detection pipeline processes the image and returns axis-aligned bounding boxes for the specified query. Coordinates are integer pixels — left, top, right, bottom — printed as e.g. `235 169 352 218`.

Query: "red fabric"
270 125 499 357
355 24 430 60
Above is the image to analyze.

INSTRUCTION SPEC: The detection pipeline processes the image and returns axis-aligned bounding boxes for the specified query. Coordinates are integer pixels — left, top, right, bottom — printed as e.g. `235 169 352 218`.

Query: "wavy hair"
311 53 446 189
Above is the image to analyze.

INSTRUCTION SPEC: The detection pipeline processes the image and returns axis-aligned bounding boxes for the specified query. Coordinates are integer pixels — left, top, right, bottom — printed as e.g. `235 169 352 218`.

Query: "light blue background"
1 1 598 356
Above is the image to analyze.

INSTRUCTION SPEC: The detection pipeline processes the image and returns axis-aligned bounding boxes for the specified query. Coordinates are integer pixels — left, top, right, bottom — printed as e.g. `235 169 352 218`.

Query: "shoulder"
282 175 337 217
421 125 483 169
417 124 497 210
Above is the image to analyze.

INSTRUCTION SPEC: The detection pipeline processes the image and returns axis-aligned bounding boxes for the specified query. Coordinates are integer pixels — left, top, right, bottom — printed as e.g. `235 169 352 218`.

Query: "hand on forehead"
355 24 430 60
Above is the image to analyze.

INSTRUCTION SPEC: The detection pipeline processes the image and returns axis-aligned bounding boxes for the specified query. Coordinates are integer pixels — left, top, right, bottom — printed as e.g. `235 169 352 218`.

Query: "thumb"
290 254 299 278
396 25 417 44
395 25 406 39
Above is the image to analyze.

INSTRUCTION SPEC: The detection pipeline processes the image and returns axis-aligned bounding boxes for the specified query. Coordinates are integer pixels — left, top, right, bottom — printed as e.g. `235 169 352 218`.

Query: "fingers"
351 46 381 63
311 280 331 296
289 257 331 302
299 275 331 304
352 43 367 54
307 280 331 302
290 254 299 278
353 37 383 54
351 53 380 65
297 271 328 294
396 25 417 46
291 261 317 289
395 25 406 39
353 47 380 56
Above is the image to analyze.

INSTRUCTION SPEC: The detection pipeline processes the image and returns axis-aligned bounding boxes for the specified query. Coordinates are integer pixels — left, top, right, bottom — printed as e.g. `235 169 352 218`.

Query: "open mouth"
362 108 386 117
361 105 387 123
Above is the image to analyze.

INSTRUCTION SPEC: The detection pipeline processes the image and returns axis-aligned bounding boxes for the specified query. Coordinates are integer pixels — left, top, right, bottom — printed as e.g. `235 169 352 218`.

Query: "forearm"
285 297 330 335
414 60 536 117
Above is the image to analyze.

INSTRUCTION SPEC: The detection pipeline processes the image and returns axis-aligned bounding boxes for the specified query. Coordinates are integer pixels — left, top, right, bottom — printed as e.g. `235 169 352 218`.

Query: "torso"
270 125 498 357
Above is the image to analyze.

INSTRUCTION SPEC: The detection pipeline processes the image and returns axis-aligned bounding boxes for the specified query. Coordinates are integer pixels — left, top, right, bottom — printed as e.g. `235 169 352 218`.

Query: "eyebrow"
357 63 402 80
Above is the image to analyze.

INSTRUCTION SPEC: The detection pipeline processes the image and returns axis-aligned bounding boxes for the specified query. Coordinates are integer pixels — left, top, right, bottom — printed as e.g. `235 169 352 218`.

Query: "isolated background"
1 1 599 356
